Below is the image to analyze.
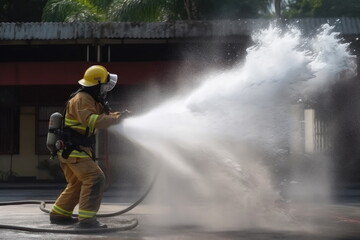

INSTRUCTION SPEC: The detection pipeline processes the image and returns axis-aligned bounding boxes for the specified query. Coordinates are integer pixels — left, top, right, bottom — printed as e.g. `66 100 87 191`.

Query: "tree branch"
275 0 281 18
183 0 192 20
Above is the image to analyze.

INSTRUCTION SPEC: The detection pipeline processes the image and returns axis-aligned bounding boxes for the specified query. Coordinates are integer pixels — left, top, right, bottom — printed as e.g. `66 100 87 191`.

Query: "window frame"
0 107 20 154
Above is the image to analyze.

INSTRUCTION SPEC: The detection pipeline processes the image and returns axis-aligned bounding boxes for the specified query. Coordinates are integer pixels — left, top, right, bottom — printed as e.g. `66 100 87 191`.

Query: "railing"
314 114 330 153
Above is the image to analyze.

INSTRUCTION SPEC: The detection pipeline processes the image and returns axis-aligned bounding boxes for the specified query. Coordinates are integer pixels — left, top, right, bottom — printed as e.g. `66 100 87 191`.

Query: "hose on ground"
0 219 138 234
0 164 159 234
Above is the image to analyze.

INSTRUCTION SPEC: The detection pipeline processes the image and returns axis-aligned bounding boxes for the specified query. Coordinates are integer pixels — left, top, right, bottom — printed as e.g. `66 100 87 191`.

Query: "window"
0 107 19 154
36 106 64 154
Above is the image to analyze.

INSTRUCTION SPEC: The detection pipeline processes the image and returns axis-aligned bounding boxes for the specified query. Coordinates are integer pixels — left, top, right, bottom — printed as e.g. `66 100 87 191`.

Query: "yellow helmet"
78 65 109 86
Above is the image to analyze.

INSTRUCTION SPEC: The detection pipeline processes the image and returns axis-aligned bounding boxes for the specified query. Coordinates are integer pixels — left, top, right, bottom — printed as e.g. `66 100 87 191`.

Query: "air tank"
46 112 63 157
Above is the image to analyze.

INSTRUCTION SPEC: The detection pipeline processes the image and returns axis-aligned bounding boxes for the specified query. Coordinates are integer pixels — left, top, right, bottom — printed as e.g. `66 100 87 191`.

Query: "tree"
0 0 47 22
107 0 183 22
42 0 274 22
109 0 273 21
42 0 110 22
274 0 282 18
283 0 360 18
196 0 272 20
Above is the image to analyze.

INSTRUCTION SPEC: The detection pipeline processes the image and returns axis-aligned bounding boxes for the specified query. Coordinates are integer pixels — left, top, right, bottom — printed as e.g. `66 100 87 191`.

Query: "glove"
114 110 131 124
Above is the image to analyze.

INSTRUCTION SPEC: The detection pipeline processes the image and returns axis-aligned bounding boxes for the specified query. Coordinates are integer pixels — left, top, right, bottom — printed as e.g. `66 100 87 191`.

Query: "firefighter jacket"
61 91 120 159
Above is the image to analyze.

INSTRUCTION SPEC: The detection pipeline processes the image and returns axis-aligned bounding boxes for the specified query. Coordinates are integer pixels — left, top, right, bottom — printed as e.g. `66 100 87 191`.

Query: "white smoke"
112 24 357 230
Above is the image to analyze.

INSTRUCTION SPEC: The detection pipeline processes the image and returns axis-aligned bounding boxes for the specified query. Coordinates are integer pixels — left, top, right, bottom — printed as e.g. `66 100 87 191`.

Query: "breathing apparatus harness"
48 85 110 160
0 86 161 233
0 68 161 234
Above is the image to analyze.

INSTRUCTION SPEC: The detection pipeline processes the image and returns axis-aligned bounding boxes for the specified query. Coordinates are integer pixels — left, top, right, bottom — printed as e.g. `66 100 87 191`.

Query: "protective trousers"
51 157 105 221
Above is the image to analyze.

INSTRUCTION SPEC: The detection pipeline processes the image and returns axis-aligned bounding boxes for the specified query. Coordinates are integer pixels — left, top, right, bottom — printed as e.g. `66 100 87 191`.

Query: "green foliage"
197 0 272 20
40 0 274 22
42 0 107 22
2 0 359 22
0 0 47 22
109 0 273 21
283 0 360 18
109 0 170 22
90 0 114 10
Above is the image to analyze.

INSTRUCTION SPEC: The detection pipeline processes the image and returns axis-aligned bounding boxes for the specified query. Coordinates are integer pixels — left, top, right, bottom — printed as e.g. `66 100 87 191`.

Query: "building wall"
0 35 280 181
0 80 200 181
13 107 37 176
0 106 41 180
0 153 11 180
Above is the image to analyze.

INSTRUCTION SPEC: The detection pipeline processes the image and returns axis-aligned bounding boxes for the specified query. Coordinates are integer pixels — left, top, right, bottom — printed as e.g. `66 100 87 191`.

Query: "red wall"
0 61 181 85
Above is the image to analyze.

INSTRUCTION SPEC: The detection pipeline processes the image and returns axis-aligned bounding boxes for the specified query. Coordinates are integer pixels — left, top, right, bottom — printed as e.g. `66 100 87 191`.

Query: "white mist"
112 24 357 230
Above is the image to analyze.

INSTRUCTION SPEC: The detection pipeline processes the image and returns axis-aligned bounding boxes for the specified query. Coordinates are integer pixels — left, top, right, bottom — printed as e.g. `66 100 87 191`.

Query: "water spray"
117 23 357 230
0 22 357 234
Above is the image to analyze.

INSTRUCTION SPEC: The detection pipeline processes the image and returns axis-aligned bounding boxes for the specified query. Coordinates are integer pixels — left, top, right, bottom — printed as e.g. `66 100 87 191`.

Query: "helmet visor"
100 73 118 93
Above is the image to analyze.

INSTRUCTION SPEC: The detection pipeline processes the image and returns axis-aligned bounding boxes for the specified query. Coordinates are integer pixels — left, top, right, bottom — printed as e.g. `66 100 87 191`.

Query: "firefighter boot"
78 218 107 229
50 212 78 225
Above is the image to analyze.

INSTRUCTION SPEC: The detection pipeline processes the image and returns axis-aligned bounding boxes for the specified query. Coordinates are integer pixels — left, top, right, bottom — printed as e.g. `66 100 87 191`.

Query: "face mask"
100 73 118 95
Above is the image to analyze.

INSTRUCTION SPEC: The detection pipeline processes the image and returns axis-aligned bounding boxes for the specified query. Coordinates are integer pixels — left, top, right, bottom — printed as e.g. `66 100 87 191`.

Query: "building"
0 18 359 183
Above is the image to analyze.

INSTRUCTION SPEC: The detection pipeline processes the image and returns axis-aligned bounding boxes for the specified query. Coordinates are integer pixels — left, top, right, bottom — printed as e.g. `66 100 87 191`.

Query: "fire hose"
0 110 159 234
0 165 159 234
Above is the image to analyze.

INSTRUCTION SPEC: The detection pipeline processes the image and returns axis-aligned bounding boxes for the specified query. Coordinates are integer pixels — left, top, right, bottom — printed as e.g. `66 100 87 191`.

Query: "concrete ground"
1 184 360 240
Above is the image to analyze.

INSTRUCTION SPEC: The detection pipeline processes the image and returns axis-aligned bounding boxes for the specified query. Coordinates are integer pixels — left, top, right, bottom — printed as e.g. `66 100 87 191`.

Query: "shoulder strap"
62 88 82 129
64 88 93 136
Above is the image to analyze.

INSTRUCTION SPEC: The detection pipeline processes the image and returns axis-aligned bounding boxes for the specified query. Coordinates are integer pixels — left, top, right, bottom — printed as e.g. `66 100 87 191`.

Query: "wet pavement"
1 183 360 240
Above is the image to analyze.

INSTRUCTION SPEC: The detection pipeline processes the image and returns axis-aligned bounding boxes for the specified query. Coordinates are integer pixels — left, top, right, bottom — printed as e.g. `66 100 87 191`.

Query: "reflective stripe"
65 118 79 125
62 116 95 158
69 150 92 158
88 114 99 133
71 125 87 131
65 117 87 131
64 117 80 126
58 150 92 158
52 204 72 217
79 209 97 219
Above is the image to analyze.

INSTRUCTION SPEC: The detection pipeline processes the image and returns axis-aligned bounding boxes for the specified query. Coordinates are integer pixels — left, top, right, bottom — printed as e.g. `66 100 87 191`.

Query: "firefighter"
49 65 129 228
